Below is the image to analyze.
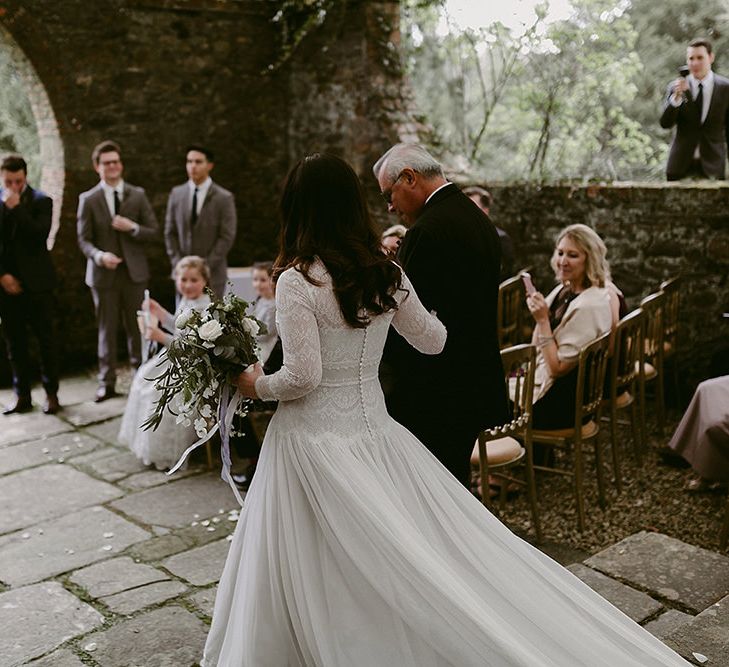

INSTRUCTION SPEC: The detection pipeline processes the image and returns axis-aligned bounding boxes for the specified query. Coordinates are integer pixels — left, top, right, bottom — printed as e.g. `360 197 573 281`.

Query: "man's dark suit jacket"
0 186 54 292
660 73 729 179
383 183 509 431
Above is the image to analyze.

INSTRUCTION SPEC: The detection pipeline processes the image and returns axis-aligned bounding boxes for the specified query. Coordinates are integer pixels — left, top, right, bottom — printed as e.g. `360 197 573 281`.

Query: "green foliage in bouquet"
142 290 267 437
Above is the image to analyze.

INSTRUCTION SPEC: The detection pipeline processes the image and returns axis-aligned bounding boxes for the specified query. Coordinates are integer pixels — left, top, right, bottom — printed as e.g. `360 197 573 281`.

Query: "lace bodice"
255 261 446 437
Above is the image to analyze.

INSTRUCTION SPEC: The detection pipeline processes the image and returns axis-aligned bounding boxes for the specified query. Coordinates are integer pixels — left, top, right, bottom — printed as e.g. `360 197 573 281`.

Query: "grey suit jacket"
77 182 158 288
164 181 237 295
660 73 729 179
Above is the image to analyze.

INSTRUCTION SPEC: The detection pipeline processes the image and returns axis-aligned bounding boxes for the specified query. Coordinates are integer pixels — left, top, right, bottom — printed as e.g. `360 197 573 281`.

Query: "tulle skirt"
202 412 688 666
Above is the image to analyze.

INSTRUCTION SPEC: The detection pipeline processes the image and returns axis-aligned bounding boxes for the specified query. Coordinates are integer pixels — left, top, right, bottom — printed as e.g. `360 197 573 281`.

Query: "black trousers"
0 289 59 397
388 403 480 488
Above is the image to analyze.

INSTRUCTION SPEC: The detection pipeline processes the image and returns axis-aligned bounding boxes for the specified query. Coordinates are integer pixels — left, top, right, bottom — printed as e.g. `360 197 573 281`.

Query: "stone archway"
0 23 64 246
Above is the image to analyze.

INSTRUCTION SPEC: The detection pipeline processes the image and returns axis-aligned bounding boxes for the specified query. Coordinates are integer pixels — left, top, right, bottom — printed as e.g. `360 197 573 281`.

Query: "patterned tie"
113 189 121 215
191 187 198 228
695 82 704 123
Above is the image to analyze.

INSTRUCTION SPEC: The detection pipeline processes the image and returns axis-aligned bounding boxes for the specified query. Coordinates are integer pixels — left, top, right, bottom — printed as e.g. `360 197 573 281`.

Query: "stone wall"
0 0 407 384
483 181 729 393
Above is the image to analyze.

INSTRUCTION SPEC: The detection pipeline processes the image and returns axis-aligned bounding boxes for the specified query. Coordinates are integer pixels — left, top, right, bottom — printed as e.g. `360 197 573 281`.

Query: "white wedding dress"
203 262 688 666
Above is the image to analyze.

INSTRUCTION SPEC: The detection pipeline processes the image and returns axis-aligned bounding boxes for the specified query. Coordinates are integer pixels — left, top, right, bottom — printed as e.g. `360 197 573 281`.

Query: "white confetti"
100 544 113 551
212 517 221 524
228 515 239 522
65 549 75 555
692 653 708 664
61 446 71 452
218 508 225 514
190 521 199 527
201 520 210 527
57 458 65 463
38 529 44 535
193 513 200 519
73 436 82 443
21 532 30 540
103 532 114 538
226 534 234 542
206 526 216 532
41 447 50 454
84 642 97 652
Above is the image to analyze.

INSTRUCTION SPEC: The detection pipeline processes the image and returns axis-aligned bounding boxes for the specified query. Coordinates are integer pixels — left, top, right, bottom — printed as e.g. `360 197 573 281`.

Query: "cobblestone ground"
0 375 727 666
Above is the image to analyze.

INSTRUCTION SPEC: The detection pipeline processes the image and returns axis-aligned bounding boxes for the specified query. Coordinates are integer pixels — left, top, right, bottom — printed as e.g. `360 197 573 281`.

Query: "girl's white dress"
119 294 210 470
202 262 688 666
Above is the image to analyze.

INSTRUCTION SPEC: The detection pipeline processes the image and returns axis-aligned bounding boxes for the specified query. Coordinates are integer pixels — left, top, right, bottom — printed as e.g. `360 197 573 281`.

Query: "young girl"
119 256 211 470
231 261 279 490
249 261 278 366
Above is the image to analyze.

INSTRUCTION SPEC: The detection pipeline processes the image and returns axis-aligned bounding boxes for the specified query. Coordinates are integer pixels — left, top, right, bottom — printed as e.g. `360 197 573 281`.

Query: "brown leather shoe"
43 394 61 415
3 395 33 415
94 386 118 403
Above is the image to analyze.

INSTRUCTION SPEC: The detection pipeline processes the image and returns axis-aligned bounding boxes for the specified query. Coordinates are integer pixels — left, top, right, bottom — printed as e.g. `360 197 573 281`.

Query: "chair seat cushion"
615 391 633 409
533 420 599 440
635 361 657 380
471 436 523 466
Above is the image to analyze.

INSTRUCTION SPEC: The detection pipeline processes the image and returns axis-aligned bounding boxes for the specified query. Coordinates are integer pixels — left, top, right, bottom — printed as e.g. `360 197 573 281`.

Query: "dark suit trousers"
90 266 145 388
0 289 59 396
388 401 479 488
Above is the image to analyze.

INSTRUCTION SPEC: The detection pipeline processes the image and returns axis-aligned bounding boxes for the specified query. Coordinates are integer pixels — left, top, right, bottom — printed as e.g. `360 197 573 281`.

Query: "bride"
202 154 688 666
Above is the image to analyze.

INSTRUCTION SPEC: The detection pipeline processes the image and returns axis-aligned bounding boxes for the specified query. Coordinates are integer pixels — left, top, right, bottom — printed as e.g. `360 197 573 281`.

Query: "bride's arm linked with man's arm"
236 268 446 401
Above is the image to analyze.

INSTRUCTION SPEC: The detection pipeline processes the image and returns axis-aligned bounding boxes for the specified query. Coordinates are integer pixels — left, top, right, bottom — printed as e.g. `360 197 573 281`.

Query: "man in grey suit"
77 140 158 402
164 145 237 298
660 38 729 180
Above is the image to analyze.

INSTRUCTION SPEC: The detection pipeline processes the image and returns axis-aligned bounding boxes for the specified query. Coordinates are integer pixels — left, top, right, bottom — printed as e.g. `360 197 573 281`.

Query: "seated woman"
667 375 729 492
526 224 616 431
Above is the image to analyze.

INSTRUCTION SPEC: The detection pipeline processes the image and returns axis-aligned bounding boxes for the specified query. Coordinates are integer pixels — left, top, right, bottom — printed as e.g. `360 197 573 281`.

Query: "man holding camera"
660 38 729 180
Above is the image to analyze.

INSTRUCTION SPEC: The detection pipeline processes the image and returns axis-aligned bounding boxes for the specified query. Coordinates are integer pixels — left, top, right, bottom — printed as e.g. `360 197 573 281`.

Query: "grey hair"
373 143 444 183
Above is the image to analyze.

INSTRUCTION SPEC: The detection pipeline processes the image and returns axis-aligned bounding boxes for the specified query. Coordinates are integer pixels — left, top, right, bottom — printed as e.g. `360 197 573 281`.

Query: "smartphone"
678 65 690 78
521 271 537 296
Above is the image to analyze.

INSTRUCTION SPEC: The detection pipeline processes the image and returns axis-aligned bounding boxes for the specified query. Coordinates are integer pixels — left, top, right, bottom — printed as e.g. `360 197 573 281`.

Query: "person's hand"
235 363 263 399
101 252 123 270
145 325 166 343
0 273 22 295
144 297 164 320
672 77 689 103
111 215 137 233
2 191 20 209
526 291 549 323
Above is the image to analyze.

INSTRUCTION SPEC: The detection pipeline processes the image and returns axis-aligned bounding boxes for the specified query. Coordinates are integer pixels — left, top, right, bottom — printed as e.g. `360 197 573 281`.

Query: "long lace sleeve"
392 271 447 354
255 269 322 402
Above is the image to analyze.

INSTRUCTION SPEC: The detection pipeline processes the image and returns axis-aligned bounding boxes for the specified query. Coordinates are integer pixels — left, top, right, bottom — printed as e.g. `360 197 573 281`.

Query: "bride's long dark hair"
276 153 402 328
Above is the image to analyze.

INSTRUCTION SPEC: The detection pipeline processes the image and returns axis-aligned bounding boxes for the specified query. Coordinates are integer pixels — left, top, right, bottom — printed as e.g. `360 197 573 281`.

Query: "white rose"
242 318 260 337
198 319 224 342
175 308 193 330
200 403 213 418
194 418 208 437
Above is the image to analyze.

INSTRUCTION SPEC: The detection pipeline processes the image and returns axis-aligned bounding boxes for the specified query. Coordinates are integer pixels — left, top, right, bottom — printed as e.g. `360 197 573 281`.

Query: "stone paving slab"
567 563 664 623
70 556 170 598
584 531 729 613
0 464 123 534
664 594 729 666
0 581 103 666
80 605 208 666
73 448 149 482
23 647 87 667
101 579 189 615
111 473 237 529
162 538 230 586
81 416 124 445
0 375 97 410
119 464 207 492
0 432 102 477
644 609 694 639
189 587 217 617
0 412 71 448
0 506 150 587
128 534 192 562
62 396 127 427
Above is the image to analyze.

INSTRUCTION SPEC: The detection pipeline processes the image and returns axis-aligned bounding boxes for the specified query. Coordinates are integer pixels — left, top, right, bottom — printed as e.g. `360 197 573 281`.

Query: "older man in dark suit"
164 145 237 298
660 38 729 180
0 155 60 414
374 143 508 487
77 140 158 402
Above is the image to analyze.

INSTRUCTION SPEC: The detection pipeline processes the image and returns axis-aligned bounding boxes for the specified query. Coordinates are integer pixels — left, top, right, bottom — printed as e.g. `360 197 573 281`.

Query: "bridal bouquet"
142 291 266 500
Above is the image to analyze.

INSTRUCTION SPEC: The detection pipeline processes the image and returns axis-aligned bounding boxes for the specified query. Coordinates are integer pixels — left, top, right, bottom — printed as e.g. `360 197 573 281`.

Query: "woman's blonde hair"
551 224 611 288
174 255 210 285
